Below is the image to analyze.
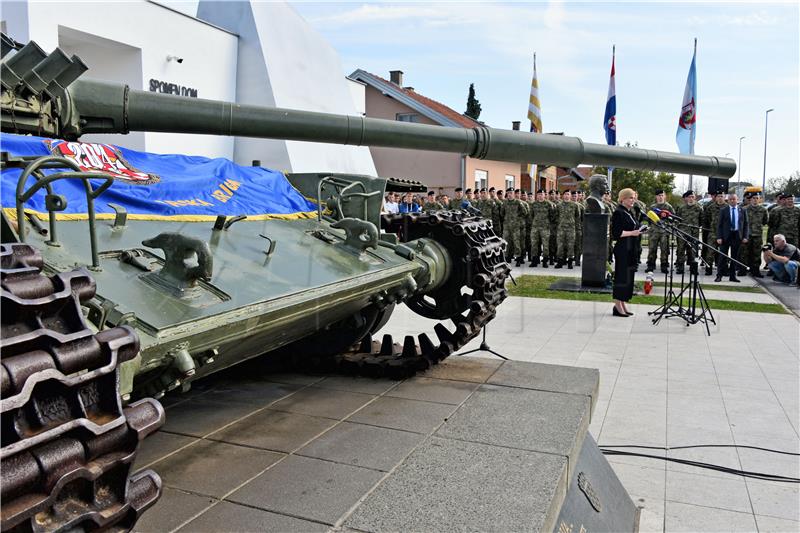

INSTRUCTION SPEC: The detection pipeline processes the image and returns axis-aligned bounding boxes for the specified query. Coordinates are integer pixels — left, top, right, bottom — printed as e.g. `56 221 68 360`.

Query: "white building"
1 0 376 175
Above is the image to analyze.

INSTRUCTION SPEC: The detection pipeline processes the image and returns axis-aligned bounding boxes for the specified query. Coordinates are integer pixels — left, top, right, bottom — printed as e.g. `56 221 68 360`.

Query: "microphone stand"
648 226 681 322
646 220 748 336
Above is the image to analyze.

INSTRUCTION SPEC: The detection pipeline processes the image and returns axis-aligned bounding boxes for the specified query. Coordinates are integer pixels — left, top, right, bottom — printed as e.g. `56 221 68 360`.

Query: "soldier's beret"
537 188 545 194
479 188 486 193
489 187 496 192
506 188 513 192
465 188 472 194
427 190 436 196
784 192 795 197
654 189 665 195
682 190 694 198
454 187 463 192
713 190 724 196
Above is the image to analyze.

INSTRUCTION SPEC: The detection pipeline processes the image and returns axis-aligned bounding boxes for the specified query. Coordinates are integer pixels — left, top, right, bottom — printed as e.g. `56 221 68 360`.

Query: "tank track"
1 243 164 533
297 211 509 379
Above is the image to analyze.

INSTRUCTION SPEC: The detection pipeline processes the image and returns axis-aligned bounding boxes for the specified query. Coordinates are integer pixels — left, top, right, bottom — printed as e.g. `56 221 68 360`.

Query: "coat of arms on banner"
45 140 161 185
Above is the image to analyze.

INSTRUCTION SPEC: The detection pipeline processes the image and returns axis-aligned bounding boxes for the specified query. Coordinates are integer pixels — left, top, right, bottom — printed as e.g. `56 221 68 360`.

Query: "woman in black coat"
611 188 642 316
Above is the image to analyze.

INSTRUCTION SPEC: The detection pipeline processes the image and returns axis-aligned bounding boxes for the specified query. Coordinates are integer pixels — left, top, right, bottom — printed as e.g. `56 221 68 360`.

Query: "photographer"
763 234 800 284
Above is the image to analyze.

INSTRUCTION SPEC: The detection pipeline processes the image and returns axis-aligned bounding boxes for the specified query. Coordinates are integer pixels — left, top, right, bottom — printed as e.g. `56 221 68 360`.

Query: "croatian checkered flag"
603 46 616 147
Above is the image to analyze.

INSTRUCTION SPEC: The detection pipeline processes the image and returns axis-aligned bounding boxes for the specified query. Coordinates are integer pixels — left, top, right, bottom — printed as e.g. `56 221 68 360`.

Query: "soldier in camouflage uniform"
742 193 768 277
503 189 527 266
604 191 619 262
529 189 552 267
422 190 444 212
555 190 580 269
548 189 559 264
646 189 675 274
574 191 586 266
674 190 703 274
488 188 502 234
702 190 726 275
776 193 800 246
632 191 646 265
476 188 492 222
449 187 466 210
519 190 532 262
766 194 784 246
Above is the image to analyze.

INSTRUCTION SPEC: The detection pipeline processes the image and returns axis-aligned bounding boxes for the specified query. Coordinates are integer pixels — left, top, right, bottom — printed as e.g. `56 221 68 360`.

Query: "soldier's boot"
675 264 685 275
705 265 713 276
575 255 581 267
567 257 574 269
554 259 563 269
646 262 655 273
751 263 764 278
515 256 523 267
660 264 669 274
529 257 539 268
542 259 548 268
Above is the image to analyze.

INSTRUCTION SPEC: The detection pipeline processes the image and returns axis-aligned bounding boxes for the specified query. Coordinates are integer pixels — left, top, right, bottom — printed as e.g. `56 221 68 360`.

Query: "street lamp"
762 109 774 192
737 137 745 187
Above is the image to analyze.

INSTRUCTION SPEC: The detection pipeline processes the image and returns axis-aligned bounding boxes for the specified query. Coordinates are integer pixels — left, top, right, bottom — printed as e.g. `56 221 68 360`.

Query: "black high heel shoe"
612 307 629 317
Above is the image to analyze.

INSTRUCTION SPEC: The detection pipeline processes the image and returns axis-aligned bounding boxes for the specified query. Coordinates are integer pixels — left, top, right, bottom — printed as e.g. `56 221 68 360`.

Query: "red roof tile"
369 72 481 129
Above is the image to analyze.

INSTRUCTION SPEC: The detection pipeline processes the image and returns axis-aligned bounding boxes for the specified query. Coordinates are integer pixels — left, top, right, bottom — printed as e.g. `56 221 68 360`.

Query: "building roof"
349 69 481 129
556 166 593 181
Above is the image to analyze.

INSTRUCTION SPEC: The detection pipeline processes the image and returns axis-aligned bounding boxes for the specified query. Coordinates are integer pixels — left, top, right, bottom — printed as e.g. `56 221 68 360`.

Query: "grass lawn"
507 275 788 315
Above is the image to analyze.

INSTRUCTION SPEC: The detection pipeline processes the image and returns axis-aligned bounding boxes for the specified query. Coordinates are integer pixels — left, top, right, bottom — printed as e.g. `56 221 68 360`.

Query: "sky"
291 1 799 193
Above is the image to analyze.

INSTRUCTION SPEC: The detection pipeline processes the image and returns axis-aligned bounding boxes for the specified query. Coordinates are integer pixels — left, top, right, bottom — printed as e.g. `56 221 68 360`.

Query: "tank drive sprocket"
295 211 509 379
1 243 164 532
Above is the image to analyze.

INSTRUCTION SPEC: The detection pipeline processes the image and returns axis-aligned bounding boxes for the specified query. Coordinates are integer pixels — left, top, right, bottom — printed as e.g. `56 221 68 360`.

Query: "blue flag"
603 51 616 147
1 134 318 221
676 44 698 155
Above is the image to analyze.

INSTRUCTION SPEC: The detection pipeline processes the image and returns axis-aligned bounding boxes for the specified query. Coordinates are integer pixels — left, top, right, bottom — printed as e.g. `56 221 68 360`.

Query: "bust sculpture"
586 175 609 214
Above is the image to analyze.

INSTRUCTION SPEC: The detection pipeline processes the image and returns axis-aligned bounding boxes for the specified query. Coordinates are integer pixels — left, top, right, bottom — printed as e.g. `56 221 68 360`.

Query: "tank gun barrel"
58 78 736 178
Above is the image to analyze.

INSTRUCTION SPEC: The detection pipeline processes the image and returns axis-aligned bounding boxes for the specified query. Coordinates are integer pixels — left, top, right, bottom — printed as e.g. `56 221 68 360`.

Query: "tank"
0 36 736 532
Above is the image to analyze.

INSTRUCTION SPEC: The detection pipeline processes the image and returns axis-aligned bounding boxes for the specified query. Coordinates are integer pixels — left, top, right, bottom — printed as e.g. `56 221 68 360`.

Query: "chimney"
512 121 521 131
390 70 403 86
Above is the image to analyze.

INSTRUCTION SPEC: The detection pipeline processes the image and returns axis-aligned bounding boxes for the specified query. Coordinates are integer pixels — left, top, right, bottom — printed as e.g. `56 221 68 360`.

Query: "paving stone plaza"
132 260 799 533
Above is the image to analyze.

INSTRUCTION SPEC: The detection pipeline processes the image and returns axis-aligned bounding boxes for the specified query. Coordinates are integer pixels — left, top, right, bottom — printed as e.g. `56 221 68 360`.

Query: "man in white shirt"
384 193 399 214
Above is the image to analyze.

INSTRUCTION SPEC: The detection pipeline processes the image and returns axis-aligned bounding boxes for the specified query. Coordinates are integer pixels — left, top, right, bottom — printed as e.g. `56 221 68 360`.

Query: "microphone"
653 207 683 221
646 210 666 227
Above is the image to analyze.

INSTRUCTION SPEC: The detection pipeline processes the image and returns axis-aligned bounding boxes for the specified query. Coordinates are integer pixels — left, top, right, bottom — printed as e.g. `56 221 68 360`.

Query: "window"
474 169 488 190
505 175 515 190
396 113 420 123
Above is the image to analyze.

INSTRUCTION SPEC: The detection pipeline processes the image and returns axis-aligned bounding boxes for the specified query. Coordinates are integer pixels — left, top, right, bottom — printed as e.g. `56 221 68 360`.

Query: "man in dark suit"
716 193 749 282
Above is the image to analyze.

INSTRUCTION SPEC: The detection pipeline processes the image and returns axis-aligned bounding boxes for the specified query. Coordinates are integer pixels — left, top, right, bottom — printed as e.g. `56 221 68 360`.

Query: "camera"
762 243 773 251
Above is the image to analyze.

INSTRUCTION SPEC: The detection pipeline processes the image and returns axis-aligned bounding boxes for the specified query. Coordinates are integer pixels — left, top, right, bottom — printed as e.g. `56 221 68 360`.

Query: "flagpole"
531 52 538 187
688 38 697 191
608 45 615 192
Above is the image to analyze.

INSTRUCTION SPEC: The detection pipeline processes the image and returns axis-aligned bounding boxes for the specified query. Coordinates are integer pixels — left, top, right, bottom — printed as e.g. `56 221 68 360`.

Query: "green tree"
766 170 800 198
592 142 676 205
592 166 676 206
465 83 482 120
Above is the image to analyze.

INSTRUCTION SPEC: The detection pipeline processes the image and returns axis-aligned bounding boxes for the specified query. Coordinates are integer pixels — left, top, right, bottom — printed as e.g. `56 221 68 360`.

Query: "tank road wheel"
1 243 164 532
332 211 509 379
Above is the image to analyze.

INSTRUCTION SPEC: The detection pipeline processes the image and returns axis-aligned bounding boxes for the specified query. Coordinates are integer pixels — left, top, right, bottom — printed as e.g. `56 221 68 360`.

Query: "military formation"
649 188 799 278
422 184 799 279
426 186 588 269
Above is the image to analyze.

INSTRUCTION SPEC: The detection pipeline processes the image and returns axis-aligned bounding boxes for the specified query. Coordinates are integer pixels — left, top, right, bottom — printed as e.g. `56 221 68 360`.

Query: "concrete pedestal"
581 213 610 288
135 357 637 533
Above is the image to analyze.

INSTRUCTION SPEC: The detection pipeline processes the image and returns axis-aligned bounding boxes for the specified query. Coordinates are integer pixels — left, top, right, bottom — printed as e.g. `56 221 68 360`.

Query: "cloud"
688 9 782 27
